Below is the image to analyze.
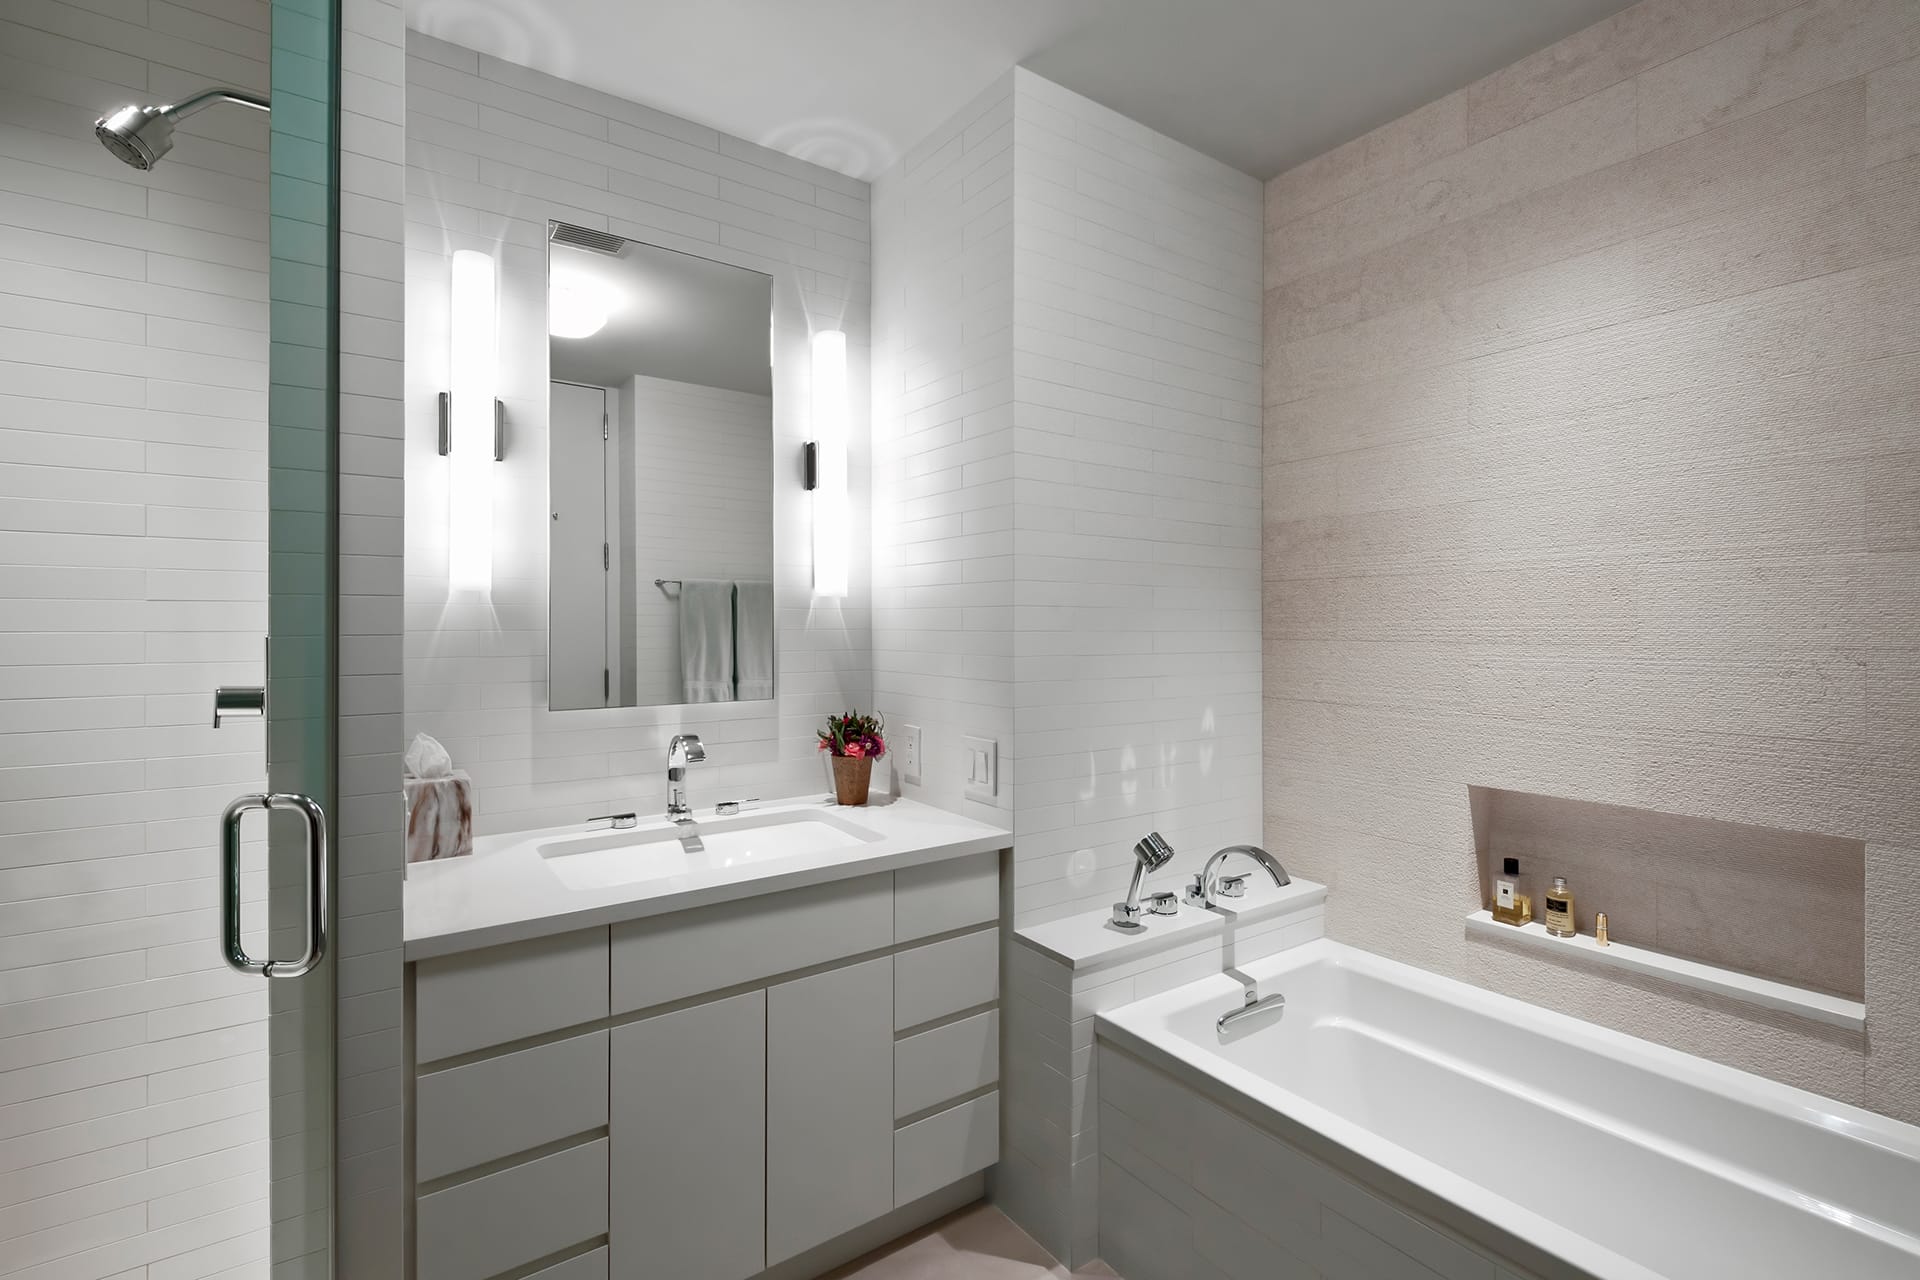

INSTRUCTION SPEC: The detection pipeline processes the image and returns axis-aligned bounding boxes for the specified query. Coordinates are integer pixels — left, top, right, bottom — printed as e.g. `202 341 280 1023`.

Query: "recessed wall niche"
1468 787 1866 1002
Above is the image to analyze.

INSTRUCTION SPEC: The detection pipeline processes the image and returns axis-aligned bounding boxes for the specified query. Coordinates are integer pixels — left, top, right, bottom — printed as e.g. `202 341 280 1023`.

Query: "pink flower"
843 742 866 759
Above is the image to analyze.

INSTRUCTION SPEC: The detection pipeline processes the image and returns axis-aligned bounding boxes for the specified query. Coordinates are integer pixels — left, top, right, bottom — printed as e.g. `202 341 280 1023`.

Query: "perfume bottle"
1491 856 1532 926
1544 876 1576 937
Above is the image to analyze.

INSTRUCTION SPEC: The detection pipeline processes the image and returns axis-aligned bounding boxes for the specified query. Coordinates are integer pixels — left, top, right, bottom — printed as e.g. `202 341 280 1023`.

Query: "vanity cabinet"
766 956 896 1264
408 850 1002 1280
611 990 766 1280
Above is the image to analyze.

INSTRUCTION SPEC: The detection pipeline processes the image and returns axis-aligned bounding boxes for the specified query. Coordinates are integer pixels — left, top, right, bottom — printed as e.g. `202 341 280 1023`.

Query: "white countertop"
1015 876 1327 975
404 795 1012 960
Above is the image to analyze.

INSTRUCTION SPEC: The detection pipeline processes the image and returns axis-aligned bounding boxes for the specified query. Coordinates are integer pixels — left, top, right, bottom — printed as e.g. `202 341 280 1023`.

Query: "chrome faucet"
666 734 706 822
1185 844 1289 910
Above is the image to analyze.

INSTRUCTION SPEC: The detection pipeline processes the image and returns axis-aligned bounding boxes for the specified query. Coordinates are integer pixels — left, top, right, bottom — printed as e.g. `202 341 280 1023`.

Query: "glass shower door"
260 0 339 1274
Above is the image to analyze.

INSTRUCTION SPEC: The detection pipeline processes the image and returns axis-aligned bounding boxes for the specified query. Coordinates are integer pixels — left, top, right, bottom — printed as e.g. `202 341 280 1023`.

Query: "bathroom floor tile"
821 1203 1121 1279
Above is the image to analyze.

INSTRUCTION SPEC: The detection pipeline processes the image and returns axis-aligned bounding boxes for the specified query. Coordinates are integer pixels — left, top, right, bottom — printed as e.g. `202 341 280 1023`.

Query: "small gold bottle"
1544 876 1575 938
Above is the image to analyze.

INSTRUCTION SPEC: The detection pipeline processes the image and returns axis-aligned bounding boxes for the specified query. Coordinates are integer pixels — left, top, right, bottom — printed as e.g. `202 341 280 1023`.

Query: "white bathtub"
1095 938 1920 1280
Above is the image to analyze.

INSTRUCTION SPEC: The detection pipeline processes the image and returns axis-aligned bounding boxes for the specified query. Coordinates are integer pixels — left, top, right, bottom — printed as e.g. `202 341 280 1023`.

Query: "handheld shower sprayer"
94 87 269 171
1112 831 1177 930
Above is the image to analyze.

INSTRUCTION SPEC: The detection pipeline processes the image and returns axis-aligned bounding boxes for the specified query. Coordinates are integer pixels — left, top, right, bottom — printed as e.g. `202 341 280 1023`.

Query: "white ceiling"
406 0 1637 180
548 238 772 395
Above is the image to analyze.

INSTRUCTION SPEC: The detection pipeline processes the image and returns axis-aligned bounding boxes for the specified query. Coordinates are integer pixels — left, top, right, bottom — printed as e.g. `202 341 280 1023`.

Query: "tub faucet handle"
1146 891 1179 916
1217 874 1248 899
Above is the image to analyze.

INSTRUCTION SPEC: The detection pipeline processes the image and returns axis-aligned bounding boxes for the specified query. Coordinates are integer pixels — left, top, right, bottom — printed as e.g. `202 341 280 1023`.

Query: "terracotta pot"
831 754 874 806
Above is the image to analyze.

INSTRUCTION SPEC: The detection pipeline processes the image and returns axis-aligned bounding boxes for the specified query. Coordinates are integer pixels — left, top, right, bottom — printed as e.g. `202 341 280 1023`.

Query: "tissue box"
405 770 473 863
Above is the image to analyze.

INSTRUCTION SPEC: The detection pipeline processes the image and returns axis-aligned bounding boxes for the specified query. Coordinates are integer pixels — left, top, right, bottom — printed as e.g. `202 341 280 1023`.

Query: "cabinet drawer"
894 1091 998 1208
611 873 892 1013
416 1030 607 1182
895 851 998 942
416 1138 608 1280
894 927 997 1030
895 1010 998 1119
414 929 609 1063
526 1249 607 1280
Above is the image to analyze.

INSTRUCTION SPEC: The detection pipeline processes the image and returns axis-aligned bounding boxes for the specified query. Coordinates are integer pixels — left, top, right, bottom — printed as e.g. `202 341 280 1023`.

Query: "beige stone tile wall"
1263 0 1920 1122
1472 787 1867 998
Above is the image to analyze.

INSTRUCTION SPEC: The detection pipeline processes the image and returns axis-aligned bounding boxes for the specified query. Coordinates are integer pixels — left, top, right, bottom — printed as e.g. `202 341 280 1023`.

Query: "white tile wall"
0 1 276 1275
871 73 1018 828
336 0 410 1274
1007 71 1264 925
402 33 873 835
620 375 775 707
873 70 1263 922
872 68 1265 1270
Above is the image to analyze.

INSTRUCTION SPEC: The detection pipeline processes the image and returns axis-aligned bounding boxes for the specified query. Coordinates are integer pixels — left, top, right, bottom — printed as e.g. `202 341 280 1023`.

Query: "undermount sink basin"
536 808 884 892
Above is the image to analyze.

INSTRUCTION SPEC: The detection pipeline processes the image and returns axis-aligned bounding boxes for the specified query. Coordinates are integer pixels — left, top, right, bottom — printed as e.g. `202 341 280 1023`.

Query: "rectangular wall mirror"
547 223 776 710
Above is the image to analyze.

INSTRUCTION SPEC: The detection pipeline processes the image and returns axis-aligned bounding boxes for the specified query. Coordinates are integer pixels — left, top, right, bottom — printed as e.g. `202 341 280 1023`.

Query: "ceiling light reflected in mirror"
549 276 615 339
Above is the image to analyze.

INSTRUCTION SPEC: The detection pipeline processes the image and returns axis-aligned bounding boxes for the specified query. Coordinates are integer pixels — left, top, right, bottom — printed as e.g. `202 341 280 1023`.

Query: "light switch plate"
899 724 922 785
962 735 997 801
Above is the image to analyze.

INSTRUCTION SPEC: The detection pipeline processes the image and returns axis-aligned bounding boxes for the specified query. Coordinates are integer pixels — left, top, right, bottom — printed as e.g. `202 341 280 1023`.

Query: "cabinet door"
766 955 894 1265
610 990 766 1280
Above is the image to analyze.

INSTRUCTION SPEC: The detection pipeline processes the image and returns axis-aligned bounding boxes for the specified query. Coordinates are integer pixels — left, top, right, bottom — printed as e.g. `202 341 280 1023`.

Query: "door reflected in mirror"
547 223 775 710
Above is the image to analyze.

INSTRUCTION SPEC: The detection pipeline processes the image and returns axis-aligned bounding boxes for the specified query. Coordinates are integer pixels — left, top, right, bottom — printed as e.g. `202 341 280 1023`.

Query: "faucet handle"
714 798 760 816
1111 899 1145 928
588 812 638 830
1145 891 1180 916
1217 874 1248 899
1184 874 1210 908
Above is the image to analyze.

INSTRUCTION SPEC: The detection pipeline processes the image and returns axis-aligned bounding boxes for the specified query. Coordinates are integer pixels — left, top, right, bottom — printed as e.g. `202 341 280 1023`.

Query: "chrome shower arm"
166 87 271 120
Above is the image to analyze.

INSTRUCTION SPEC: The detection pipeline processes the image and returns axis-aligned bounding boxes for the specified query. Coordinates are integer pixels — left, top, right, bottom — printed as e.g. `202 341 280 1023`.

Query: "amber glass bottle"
1543 876 1576 937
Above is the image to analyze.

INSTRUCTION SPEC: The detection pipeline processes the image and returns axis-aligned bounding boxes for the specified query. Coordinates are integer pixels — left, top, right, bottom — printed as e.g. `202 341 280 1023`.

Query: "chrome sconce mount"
438 390 507 461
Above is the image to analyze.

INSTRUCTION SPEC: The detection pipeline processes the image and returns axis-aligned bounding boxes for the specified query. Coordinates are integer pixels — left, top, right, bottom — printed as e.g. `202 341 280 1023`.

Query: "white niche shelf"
1464 911 1866 1031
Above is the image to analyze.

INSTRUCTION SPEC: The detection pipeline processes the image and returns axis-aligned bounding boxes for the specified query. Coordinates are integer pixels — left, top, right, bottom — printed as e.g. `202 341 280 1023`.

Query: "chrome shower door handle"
220 793 329 978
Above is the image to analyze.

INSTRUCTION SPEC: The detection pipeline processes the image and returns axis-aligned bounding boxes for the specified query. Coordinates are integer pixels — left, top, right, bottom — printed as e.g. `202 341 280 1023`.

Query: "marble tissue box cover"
406 772 474 863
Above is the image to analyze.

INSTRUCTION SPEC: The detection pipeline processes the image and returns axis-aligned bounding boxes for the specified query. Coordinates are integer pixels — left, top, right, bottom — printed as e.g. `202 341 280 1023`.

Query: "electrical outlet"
899 724 922 785
962 735 997 801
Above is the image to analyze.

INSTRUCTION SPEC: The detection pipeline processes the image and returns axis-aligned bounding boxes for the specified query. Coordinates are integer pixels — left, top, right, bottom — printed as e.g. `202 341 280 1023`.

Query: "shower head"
94 87 269 170
1133 831 1175 871
1112 831 1178 930
94 105 175 170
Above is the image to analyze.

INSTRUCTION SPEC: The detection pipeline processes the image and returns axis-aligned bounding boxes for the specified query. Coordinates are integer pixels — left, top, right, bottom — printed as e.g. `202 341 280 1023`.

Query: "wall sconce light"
810 329 849 598
445 249 501 593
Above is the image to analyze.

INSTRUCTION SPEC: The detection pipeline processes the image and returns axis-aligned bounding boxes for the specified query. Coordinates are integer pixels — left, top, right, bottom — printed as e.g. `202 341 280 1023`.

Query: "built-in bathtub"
1094 938 1920 1280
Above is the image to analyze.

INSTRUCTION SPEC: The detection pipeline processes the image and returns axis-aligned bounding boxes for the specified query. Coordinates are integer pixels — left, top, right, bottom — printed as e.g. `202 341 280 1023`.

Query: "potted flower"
818 709 886 806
